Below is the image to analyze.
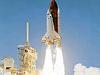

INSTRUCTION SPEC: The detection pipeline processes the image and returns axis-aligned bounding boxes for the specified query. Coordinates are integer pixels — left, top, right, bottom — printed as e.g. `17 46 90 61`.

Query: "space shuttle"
42 0 61 46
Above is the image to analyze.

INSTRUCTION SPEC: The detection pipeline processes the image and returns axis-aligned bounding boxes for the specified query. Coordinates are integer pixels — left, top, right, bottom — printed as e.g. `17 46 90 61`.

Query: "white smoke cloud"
74 64 100 75
0 67 11 75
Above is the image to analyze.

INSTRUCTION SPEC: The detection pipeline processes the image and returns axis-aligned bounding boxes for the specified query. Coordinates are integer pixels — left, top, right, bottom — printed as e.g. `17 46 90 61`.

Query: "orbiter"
42 0 61 46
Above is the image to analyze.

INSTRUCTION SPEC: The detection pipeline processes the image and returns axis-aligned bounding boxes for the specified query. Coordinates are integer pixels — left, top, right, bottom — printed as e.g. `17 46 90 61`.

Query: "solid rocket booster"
42 0 61 45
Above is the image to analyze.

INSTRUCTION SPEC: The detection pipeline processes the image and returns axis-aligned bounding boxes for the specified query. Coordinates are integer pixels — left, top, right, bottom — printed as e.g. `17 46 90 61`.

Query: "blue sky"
0 0 100 75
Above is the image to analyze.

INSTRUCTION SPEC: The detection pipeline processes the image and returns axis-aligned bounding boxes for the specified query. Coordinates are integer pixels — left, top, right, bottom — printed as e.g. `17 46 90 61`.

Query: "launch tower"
18 21 38 75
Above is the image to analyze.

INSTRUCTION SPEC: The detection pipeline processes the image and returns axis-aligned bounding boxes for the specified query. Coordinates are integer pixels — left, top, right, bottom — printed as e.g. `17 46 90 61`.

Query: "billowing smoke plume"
42 45 54 75
54 46 65 75
42 45 65 75
0 67 11 75
74 64 100 75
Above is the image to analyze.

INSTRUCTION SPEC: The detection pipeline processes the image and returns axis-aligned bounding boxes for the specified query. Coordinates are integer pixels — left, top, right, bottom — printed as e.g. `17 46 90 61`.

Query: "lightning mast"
25 21 30 46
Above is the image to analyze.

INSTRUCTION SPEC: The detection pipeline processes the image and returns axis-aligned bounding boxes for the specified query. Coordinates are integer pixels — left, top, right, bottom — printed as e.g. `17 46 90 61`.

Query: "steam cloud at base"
74 64 100 75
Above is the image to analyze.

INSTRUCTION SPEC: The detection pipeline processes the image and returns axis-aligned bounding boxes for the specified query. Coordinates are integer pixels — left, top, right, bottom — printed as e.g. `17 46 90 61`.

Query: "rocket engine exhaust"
42 45 54 75
54 46 65 75
42 45 65 75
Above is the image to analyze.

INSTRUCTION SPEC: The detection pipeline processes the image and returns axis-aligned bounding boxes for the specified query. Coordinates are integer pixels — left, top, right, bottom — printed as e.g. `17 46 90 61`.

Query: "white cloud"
74 64 100 75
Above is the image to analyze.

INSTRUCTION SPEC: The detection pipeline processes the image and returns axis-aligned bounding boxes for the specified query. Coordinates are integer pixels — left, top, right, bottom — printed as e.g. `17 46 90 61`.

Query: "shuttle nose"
50 0 58 11
49 0 58 16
